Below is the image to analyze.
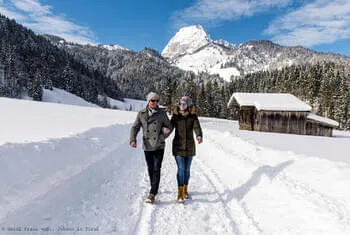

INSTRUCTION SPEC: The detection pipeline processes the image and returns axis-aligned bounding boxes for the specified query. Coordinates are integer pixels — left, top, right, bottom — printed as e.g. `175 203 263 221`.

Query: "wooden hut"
306 113 339 137
227 93 339 137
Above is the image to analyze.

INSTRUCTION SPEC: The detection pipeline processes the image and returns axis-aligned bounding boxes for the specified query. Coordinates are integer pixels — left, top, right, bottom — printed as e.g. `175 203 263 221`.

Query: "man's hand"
130 141 137 148
197 136 203 144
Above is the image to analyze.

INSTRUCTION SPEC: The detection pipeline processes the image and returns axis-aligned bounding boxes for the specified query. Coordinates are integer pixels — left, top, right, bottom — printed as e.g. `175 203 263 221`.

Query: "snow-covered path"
132 120 350 235
1 98 350 234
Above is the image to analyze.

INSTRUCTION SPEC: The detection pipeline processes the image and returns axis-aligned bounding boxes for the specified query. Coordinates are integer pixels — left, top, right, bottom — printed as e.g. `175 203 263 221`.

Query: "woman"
171 96 203 202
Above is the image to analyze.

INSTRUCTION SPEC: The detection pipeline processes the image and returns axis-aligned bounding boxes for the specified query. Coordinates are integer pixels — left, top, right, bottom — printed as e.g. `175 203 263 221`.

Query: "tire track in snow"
131 169 157 235
134 139 237 234
133 144 188 235
0 130 128 223
195 156 263 235
204 129 350 232
0 124 149 234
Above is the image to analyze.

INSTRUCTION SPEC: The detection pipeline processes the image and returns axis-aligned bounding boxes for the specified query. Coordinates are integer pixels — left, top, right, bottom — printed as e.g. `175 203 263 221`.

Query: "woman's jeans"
144 149 164 195
175 155 193 186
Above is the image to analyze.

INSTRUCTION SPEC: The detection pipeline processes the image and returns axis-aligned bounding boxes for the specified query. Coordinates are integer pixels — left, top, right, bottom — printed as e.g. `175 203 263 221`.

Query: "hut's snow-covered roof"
307 113 339 127
228 93 312 112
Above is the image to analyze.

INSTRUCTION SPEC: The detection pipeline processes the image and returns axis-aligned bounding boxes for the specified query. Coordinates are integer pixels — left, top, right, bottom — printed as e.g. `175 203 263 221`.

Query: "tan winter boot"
177 186 184 203
184 184 191 199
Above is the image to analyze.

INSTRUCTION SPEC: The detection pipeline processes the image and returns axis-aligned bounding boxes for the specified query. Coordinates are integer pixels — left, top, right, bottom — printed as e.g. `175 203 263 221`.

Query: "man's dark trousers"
144 149 164 195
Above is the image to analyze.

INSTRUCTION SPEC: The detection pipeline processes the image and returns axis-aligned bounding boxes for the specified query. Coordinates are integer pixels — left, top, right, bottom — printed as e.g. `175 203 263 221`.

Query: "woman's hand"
162 127 170 135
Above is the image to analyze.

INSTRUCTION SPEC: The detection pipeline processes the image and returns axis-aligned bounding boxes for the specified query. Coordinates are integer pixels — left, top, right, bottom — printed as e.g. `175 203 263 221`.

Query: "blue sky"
0 0 350 56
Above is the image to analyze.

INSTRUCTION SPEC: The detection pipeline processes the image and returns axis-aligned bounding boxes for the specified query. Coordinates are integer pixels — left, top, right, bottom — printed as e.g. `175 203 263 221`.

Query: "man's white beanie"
146 92 159 103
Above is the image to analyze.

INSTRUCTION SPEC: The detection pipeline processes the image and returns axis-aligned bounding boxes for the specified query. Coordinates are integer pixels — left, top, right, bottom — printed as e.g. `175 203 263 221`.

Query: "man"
130 92 171 203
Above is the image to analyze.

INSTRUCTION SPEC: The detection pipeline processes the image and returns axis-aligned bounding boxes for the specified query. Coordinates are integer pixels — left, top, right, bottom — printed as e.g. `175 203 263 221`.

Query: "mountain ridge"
162 25 350 81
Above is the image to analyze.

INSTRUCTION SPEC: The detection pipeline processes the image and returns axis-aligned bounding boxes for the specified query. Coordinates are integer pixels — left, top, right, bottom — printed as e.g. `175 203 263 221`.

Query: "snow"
101 44 128 51
43 88 99 108
307 113 339 127
210 63 241 81
163 24 350 82
98 95 147 111
162 25 243 81
162 25 210 58
33 87 145 112
175 46 222 71
0 97 135 145
1 98 350 234
228 92 312 111
124 98 147 111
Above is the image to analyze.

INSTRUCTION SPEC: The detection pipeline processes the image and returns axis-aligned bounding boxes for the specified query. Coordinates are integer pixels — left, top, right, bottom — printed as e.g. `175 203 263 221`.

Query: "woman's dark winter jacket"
171 106 203 157
130 107 172 151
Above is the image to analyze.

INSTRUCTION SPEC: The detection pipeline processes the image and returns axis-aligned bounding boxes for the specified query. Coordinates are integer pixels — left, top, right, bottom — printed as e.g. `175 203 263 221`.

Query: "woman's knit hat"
180 96 192 107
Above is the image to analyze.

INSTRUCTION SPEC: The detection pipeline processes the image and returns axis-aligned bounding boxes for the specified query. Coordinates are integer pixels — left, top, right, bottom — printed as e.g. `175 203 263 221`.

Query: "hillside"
0 14 121 104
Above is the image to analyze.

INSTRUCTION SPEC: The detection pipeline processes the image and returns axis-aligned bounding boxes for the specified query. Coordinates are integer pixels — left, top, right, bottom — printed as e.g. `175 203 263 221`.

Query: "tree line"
0 14 122 104
163 61 349 130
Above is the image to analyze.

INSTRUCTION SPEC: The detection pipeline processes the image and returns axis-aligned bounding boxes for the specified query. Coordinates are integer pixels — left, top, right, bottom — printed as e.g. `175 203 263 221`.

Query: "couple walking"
130 92 203 203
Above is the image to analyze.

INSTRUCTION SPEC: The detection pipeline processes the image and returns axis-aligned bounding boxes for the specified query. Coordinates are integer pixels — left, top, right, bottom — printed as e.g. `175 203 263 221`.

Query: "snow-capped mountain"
162 25 350 81
101 44 129 51
42 34 128 51
162 25 212 58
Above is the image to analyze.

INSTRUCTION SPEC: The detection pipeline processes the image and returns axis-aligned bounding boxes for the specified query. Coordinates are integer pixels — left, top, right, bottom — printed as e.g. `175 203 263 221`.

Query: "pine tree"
198 83 208 116
219 85 228 119
334 74 349 129
184 80 197 106
62 63 75 93
212 80 221 117
205 81 215 117
161 75 176 111
28 70 43 101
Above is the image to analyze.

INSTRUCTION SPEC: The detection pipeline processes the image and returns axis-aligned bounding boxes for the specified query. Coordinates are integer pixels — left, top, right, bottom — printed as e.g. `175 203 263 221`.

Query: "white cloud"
0 0 96 45
172 0 292 27
265 0 350 47
12 0 50 16
23 15 95 45
0 6 26 20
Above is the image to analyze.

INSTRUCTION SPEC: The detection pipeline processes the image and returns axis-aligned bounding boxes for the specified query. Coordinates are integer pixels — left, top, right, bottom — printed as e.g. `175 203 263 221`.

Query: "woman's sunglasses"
150 99 159 103
179 102 187 106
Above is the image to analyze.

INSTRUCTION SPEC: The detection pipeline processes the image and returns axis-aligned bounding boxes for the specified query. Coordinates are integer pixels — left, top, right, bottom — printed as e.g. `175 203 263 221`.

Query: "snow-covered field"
0 97 349 234
27 87 147 112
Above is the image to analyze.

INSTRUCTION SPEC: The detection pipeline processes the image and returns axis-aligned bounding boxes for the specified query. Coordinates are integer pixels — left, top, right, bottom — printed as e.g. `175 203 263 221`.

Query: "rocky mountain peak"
162 25 211 59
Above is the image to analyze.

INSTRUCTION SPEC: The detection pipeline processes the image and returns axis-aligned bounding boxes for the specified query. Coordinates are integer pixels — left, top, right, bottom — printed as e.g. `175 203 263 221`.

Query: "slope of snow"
29 87 145 112
42 88 99 108
175 45 225 72
98 95 146 111
124 98 147 111
0 98 350 234
210 63 241 81
0 97 135 145
101 44 129 51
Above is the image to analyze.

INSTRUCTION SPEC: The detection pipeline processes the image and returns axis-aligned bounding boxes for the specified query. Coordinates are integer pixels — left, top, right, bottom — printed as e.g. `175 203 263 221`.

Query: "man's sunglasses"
179 102 187 106
150 99 159 103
